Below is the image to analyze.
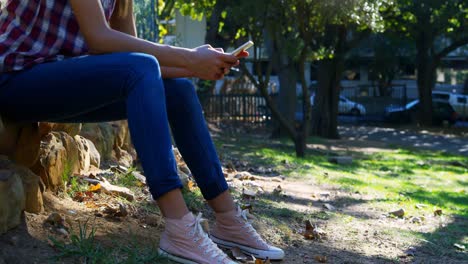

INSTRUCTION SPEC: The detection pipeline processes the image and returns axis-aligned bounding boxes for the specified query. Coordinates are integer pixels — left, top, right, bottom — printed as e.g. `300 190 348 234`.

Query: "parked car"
384 99 458 125
310 94 366 116
432 91 468 119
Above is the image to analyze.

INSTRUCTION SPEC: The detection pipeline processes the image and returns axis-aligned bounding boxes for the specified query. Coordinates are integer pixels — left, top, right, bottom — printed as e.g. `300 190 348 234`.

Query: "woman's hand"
186 45 240 80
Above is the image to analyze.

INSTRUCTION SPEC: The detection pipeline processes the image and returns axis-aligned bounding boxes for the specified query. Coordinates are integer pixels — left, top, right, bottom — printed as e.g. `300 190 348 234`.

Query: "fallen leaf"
273 185 282 195
88 183 101 192
389 208 405 218
187 180 196 191
253 258 270 264
404 246 417 256
231 247 248 261
454 243 465 250
409 217 422 224
242 188 257 199
434 209 443 216
322 203 336 211
303 220 326 240
415 204 427 209
314 255 328 263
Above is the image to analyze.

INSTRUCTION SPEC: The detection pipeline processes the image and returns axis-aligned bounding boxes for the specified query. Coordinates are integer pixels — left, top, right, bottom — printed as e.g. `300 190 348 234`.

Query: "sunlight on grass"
215 135 468 218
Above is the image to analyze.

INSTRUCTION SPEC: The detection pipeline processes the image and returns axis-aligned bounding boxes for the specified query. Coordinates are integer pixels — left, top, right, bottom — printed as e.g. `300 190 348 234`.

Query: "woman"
0 1 284 263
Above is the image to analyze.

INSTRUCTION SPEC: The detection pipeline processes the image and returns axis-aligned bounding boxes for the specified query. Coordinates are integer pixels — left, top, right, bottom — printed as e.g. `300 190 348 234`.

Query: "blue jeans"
0 52 228 200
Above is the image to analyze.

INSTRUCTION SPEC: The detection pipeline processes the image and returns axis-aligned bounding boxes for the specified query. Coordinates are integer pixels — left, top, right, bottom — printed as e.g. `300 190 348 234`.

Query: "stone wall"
0 121 136 235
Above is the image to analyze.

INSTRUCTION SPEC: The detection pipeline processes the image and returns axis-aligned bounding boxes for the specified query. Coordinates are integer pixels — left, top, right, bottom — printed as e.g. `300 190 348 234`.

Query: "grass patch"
114 168 140 188
50 220 171 264
216 134 468 217
182 188 205 213
215 132 468 259
66 176 88 198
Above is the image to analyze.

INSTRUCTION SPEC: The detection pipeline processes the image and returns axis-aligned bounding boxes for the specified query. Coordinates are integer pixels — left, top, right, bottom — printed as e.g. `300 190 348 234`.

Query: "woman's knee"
164 78 198 106
124 53 161 77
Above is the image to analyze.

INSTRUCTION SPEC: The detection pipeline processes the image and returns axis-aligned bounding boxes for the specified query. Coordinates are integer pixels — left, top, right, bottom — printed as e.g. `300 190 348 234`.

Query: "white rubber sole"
158 248 198 264
210 235 284 260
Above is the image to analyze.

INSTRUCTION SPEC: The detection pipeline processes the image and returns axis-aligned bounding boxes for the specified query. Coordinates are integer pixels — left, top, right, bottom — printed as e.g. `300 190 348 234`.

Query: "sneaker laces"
187 213 233 264
238 208 269 248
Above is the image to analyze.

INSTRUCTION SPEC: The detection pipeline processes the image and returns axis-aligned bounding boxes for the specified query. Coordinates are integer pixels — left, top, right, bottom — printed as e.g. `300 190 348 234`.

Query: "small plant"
114 168 139 187
67 176 88 198
50 219 109 263
182 188 205 213
61 162 72 185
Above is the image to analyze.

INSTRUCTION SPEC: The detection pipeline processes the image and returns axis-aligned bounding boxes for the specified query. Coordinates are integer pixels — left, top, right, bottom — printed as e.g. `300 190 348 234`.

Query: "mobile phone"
230 41 254 56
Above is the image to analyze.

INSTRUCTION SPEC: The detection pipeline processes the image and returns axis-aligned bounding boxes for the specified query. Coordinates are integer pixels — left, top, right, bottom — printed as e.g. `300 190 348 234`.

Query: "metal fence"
199 94 272 123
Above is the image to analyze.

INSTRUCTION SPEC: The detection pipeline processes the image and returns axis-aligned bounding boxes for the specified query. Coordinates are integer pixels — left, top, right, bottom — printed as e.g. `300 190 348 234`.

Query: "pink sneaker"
210 207 285 260
158 212 238 264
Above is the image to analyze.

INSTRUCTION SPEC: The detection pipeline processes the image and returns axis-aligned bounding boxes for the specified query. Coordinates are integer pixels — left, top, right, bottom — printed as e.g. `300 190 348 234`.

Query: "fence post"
403 84 407 110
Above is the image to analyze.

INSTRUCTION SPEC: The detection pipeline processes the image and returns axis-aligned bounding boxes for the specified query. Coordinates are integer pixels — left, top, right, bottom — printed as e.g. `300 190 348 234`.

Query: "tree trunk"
204 0 226 47
415 33 435 126
311 59 343 139
273 63 297 138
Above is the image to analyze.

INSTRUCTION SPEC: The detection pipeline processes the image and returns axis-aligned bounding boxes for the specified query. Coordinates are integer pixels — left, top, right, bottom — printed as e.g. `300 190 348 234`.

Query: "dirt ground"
1 130 467 264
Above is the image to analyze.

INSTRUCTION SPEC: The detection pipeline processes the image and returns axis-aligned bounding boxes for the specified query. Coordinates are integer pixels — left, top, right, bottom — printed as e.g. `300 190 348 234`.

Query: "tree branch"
435 36 468 63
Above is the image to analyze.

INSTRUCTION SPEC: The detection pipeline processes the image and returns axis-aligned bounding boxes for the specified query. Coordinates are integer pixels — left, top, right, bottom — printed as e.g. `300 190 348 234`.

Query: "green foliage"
114 168 139 188
50 220 170 263
182 188 205 213
50 220 107 263
382 0 468 54
67 176 88 198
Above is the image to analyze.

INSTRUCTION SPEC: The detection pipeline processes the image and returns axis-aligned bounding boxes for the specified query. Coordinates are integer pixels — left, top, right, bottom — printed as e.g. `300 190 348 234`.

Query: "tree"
383 0 468 125
309 0 389 138
365 34 413 96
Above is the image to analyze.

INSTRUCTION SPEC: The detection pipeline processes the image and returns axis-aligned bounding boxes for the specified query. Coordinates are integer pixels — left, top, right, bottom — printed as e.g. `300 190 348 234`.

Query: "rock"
113 147 133 168
13 123 42 168
0 169 25 234
40 123 82 137
389 208 405 218
328 156 353 165
74 135 91 173
80 123 115 160
33 132 81 192
81 122 135 165
409 216 422 224
0 156 43 214
16 166 44 213
86 139 101 168
322 203 336 211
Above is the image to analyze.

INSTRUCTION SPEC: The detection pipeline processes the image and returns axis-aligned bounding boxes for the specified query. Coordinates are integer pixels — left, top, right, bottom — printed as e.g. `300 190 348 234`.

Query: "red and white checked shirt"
0 0 116 73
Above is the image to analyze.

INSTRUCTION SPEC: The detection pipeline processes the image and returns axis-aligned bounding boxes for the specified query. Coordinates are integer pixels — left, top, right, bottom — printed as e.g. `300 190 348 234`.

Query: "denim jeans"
0 52 228 200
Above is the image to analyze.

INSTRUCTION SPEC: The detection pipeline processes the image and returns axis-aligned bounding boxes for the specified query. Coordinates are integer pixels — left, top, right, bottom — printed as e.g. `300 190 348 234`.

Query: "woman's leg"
0 53 184 206
163 78 234 208
163 79 284 260
0 53 240 263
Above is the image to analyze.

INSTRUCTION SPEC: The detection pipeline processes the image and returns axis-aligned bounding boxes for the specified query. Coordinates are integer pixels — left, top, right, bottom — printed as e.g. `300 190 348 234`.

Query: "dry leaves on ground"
303 220 326 240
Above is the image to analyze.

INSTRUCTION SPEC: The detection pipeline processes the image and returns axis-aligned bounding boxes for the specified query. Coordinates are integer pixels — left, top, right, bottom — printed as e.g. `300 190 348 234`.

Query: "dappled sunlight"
339 125 468 155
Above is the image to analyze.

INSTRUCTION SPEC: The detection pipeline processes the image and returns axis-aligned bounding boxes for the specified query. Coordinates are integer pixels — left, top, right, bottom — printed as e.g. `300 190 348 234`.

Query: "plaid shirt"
0 0 116 73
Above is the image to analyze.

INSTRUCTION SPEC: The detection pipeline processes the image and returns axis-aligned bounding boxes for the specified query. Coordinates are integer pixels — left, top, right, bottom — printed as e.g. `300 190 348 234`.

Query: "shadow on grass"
411 216 468 262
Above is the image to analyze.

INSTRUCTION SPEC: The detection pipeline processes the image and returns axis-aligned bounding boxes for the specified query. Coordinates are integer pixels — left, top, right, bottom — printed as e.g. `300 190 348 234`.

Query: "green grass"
114 168 140 188
215 135 468 218
214 133 468 258
50 220 171 264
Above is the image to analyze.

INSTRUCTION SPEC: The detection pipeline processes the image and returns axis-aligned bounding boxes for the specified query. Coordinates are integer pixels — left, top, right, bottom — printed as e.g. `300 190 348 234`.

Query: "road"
339 125 468 156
